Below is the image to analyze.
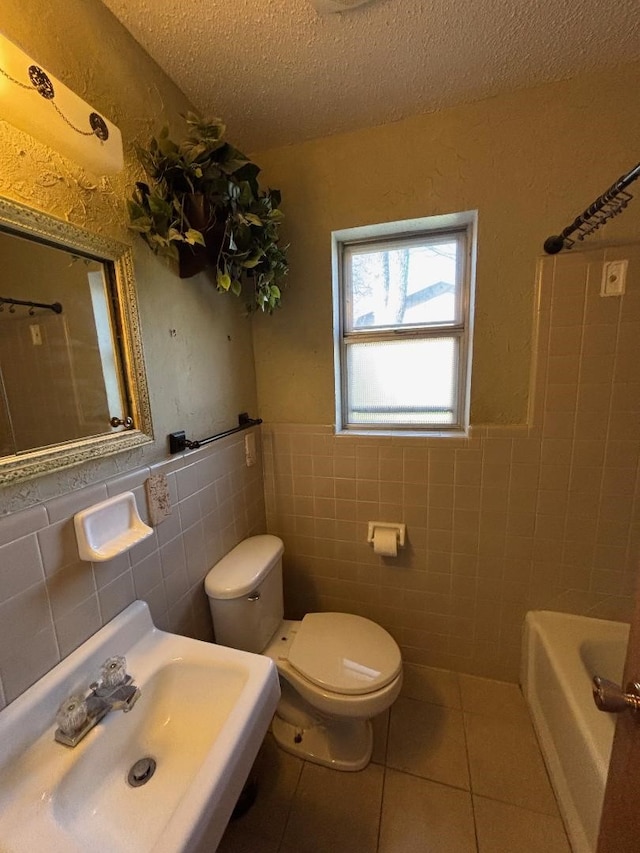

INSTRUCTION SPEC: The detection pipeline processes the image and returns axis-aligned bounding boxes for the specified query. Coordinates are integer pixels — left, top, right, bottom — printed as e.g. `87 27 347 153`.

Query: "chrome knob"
110 416 134 429
592 676 640 713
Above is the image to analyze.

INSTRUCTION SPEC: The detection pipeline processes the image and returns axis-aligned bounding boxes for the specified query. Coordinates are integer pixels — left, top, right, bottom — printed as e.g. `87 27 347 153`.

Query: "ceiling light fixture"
0 32 123 174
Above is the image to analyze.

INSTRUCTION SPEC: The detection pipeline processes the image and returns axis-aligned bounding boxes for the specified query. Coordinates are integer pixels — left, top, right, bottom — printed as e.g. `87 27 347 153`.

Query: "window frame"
332 213 476 435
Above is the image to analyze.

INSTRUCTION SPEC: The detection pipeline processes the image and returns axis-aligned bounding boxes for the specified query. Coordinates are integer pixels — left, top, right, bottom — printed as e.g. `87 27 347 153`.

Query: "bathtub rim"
521 609 630 853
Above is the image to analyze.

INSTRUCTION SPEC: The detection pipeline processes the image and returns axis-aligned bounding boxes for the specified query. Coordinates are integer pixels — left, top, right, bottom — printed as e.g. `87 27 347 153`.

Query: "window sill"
335 427 469 439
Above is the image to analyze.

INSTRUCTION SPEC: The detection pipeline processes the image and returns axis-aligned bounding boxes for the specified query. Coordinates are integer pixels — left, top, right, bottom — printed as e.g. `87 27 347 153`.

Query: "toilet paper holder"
367 522 406 549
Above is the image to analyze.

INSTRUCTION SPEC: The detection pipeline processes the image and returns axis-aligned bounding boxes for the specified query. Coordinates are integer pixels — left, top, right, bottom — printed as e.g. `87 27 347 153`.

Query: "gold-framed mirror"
0 196 153 485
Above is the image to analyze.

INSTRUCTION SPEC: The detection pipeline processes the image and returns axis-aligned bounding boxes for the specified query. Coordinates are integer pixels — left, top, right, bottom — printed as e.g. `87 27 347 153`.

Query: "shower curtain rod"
0 295 63 314
543 161 640 255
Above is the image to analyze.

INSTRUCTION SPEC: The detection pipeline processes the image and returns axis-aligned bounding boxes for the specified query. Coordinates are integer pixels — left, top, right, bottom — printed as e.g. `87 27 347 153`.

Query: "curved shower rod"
544 161 640 255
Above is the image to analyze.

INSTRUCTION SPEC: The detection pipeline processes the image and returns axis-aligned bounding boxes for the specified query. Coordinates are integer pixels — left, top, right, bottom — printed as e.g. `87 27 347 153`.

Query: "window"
333 213 476 433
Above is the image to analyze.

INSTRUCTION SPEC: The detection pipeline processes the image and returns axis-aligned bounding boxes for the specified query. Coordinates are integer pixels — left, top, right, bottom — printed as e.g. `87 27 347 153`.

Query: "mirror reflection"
0 232 127 455
0 197 153 485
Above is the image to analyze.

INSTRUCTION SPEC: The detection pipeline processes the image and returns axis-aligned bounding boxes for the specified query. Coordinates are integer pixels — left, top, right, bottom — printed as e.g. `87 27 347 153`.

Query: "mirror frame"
0 195 153 485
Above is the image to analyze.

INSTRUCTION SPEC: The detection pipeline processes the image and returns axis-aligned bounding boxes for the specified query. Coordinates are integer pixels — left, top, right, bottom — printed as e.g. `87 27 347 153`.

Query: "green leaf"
127 200 148 221
230 279 242 297
185 229 206 246
237 182 253 206
148 194 172 216
157 135 179 158
234 162 261 189
219 158 251 175
241 253 263 269
217 271 231 291
244 213 263 227
129 219 153 233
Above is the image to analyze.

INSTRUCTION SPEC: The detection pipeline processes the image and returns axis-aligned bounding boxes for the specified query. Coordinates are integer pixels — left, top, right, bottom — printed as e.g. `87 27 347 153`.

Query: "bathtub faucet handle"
592 676 640 714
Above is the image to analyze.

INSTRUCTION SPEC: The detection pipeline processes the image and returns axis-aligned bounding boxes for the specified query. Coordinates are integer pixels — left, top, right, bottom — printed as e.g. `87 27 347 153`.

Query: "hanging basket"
177 194 226 279
128 114 288 310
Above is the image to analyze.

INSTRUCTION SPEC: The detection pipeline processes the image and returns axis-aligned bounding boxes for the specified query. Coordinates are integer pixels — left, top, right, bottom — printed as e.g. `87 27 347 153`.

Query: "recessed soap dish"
74 491 153 562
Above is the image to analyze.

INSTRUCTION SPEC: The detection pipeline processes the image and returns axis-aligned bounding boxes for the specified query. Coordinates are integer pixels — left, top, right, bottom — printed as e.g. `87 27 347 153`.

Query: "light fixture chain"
51 100 95 137
0 65 32 89
0 62 108 141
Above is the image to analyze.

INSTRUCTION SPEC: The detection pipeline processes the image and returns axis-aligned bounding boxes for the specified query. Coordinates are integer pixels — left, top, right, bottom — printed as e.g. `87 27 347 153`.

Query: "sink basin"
0 600 280 852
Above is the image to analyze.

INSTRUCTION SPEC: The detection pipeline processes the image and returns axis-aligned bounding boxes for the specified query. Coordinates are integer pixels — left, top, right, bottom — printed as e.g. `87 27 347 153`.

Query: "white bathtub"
521 610 629 853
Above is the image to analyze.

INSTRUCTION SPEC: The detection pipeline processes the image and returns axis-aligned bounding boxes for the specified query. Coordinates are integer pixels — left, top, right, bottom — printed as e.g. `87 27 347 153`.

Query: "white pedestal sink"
0 600 280 852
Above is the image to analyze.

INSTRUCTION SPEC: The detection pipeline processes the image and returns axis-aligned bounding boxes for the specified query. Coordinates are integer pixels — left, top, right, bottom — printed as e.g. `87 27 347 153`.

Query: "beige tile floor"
218 665 571 853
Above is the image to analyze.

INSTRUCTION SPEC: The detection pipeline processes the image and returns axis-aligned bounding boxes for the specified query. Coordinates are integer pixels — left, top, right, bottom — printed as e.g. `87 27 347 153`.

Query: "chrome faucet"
54 656 140 747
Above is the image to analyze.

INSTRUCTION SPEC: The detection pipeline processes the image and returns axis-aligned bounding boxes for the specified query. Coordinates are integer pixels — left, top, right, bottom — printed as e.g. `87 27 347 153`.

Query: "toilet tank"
204 534 284 653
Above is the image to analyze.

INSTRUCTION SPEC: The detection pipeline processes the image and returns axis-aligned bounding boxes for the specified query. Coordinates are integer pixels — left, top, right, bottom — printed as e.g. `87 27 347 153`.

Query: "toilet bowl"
205 534 403 771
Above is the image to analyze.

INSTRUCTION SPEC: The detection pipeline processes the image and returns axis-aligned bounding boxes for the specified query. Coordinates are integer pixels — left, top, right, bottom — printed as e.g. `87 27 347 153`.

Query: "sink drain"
127 757 156 787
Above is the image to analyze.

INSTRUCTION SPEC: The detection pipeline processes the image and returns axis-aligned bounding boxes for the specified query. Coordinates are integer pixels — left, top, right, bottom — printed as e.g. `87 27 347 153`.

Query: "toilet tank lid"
205 534 284 599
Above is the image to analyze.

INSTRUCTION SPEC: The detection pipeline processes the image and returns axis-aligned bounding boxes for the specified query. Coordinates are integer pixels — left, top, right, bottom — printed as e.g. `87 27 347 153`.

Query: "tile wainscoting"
262 247 640 680
0 427 266 708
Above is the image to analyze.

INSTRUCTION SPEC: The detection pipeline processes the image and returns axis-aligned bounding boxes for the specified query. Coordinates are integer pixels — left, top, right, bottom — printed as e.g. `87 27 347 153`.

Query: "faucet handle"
55 694 88 737
91 655 140 710
99 655 129 689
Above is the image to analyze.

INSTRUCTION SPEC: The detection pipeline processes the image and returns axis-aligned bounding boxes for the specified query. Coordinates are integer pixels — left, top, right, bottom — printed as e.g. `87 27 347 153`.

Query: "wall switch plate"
245 432 256 467
601 259 628 297
29 323 42 345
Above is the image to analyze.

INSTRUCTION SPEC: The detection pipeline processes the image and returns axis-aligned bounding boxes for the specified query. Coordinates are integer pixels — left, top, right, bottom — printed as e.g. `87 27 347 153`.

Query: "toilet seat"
263 617 403 720
265 616 403 768
288 612 402 695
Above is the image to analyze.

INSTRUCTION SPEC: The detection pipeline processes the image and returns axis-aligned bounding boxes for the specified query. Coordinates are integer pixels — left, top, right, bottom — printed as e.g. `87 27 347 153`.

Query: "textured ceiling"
101 0 640 152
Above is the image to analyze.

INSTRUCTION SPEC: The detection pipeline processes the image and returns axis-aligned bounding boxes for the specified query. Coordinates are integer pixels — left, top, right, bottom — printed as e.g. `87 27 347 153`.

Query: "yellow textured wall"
252 62 640 425
0 1 258 510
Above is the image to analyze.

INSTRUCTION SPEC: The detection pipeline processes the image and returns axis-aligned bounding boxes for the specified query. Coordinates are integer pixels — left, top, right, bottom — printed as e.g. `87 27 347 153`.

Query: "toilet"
205 534 403 771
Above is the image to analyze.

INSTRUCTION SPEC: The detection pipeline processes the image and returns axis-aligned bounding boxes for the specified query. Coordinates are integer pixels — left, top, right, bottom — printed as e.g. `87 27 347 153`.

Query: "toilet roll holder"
367 522 406 553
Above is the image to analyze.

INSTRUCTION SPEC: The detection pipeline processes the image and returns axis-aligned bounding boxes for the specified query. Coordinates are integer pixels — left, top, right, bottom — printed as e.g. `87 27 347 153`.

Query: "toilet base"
271 714 373 771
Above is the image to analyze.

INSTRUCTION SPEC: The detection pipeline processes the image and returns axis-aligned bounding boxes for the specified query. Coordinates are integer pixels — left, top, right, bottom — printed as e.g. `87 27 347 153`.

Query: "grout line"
375 764 387 853
382 763 472 795
275 751 305 853
471 790 565 820
374 708 392 852
459 675 481 851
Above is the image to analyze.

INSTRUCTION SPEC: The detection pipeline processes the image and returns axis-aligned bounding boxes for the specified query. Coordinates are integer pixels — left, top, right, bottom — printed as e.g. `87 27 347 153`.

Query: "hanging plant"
127 113 288 312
